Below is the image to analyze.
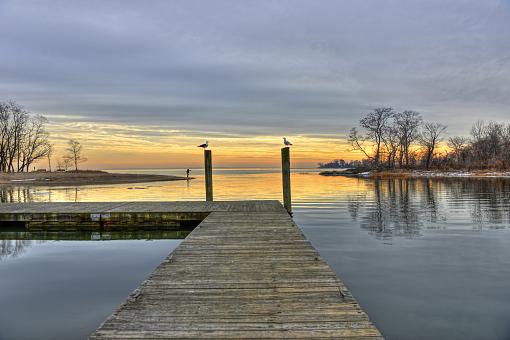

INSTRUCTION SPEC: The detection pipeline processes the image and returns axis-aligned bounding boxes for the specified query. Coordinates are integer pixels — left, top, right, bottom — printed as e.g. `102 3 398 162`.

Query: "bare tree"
349 128 375 162
65 139 87 171
58 156 72 171
382 126 400 169
0 102 10 172
447 136 467 167
419 122 447 170
394 110 422 168
339 109 510 171
0 101 50 172
19 115 50 172
484 121 504 162
503 124 510 167
471 120 485 143
448 136 467 153
349 107 395 168
46 143 54 172
9 103 28 172
469 120 487 166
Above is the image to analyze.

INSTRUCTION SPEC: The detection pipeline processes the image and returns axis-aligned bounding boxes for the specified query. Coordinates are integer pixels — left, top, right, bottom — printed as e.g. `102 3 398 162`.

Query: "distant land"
320 169 510 179
317 160 361 169
0 170 190 186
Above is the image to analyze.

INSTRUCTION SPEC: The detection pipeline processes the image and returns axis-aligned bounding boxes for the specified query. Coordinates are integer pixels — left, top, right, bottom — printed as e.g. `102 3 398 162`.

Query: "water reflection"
0 185 82 203
3 170 510 340
0 238 182 340
0 168 324 203
0 186 34 202
2 170 510 241
0 239 38 260
0 230 189 260
348 178 510 239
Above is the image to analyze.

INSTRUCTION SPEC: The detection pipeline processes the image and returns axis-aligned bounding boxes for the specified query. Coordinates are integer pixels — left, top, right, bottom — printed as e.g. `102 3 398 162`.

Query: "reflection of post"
204 150 213 201
281 147 292 214
425 179 437 222
373 179 384 233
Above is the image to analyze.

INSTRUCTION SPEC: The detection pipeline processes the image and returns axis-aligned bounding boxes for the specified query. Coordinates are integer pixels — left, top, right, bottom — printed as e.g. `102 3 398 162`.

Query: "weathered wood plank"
0 200 286 214
0 201 287 230
88 202 382 339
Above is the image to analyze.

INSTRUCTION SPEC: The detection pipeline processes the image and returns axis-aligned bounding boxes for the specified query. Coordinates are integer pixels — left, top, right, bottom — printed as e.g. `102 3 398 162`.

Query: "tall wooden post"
281 147 292 214
204 150 213 201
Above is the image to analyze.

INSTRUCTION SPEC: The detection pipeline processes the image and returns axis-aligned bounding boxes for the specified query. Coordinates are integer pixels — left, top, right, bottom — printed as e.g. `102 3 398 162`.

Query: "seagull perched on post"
283 137 293 146
197 140 209 149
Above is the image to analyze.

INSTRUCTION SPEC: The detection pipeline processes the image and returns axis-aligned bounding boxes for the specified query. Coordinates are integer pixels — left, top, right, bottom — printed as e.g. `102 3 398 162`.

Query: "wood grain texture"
0 201 284 230
281 147 292 214
88 201 382 339
204 150 213 201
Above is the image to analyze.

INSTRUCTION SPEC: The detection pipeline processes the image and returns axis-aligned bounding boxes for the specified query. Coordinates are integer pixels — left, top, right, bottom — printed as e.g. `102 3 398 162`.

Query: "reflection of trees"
466 179 510 230
0 240 33 260
351 179 424 240
348 192 366 221
0 185 80 202
347 178 510 240
0 186 35 202
0 186 45 202
433 179 510 230
424 179 438 223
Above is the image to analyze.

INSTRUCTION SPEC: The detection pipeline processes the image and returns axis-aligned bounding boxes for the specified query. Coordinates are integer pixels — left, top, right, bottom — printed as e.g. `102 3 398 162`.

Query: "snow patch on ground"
376 171 510 178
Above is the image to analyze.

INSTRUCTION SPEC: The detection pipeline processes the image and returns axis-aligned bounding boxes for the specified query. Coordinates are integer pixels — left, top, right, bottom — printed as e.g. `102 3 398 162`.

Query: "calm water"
0 238 183 340
1 168 510 339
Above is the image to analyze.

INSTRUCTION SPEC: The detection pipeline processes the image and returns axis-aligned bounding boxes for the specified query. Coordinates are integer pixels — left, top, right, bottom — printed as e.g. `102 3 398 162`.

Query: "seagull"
283 137 293 146
197 140 209 149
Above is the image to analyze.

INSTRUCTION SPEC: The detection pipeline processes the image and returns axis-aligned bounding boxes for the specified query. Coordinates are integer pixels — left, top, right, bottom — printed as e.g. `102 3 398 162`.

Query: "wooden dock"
0 201 382 338
0 201 244 230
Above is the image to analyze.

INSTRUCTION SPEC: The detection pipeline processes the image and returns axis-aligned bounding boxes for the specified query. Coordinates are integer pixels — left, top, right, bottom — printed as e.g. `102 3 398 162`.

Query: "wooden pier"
0 201 382 338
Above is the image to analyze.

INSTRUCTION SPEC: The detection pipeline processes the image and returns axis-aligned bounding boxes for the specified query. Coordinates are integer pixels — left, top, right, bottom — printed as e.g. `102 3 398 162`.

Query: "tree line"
0 101 50 172
318 159 365 169
347 107 510 171
0 100 87 172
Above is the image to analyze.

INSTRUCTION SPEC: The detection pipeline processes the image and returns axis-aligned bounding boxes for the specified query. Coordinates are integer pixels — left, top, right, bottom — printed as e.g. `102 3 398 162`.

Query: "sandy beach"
0 170 190 186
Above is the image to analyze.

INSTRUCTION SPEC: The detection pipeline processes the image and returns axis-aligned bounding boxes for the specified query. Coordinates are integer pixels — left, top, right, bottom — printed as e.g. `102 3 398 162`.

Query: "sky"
1 0 509 168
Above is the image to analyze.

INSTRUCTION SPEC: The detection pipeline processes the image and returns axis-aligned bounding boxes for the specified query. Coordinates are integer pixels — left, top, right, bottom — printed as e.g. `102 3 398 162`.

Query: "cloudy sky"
1 0 509 168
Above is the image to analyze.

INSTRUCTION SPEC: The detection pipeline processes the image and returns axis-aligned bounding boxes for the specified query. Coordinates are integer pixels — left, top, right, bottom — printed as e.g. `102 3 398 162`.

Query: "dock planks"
84 201 383 339
0 201 285 230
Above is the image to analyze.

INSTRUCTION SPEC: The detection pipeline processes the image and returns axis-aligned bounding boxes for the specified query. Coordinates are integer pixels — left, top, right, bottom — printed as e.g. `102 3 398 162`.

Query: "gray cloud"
1 0 509 137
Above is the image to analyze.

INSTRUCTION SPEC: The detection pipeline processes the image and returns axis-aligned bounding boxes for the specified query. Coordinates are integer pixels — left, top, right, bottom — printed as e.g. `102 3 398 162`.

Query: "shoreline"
0 170 191 186
319 169 510 179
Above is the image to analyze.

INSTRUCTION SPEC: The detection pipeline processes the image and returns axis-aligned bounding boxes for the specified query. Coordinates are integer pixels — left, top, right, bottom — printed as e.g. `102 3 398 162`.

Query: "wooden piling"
204 149 213 201
281 147 292 214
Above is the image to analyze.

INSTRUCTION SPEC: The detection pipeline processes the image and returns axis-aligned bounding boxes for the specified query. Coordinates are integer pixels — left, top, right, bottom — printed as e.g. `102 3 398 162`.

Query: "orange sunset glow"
42 120 362 169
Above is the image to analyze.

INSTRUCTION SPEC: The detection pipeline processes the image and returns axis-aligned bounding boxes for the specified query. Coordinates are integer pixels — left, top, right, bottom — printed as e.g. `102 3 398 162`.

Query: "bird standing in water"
197 141 208 149
283 137 293 146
